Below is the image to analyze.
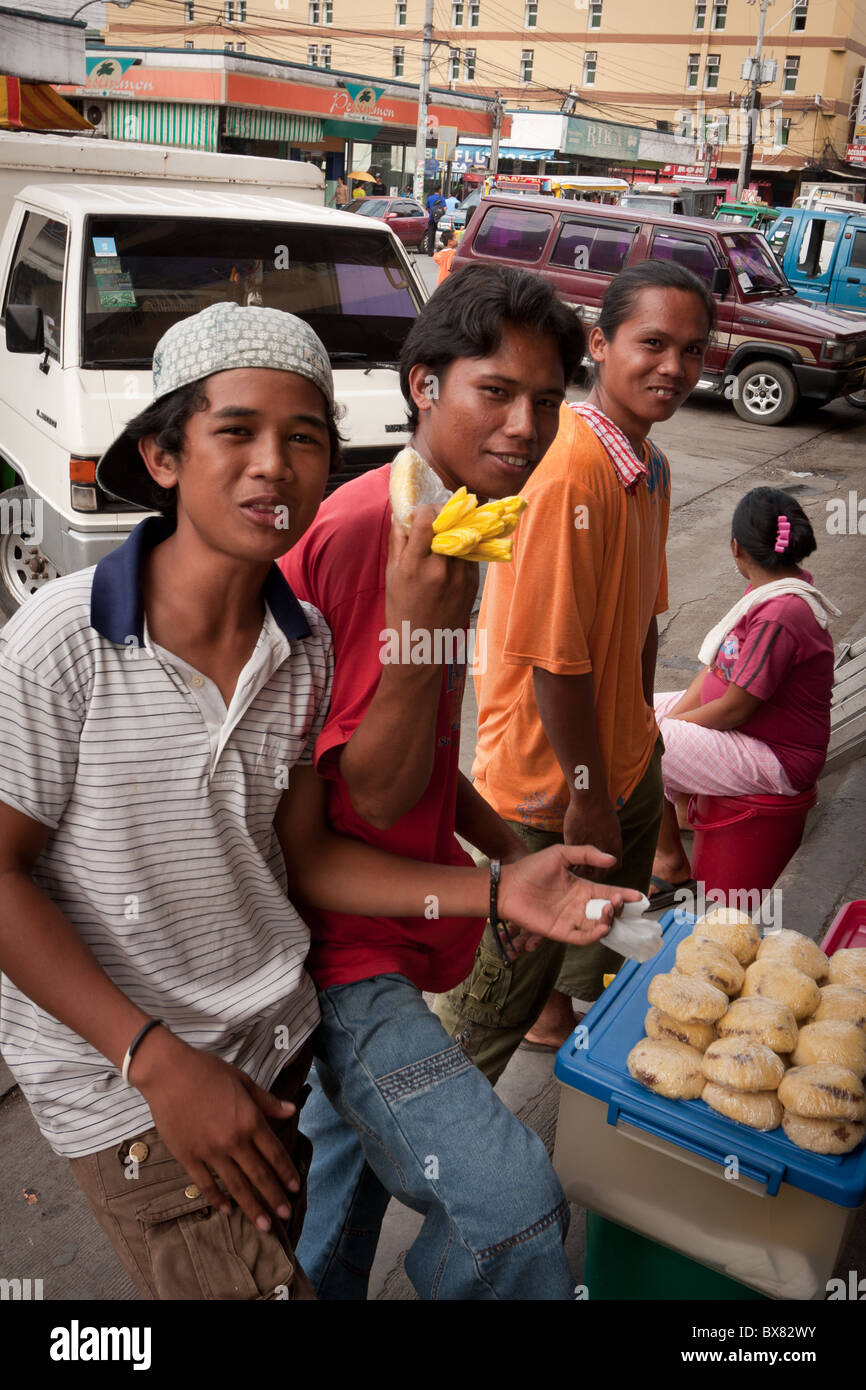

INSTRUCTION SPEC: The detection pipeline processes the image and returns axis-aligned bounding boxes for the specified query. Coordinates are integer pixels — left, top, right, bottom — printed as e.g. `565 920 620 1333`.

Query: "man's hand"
498 844 641 947
134 1030 300 1232
563 797 622 875
386 506 478 644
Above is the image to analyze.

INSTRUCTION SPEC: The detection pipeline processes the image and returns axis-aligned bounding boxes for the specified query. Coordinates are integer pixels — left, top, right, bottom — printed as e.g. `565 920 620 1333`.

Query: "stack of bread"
626 911 866 1154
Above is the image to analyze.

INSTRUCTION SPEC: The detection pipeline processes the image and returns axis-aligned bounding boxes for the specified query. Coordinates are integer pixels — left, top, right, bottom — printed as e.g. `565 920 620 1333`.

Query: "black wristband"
121 1018 164 1085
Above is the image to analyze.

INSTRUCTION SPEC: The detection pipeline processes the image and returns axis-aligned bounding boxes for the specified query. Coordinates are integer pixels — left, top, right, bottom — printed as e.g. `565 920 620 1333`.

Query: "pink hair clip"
774 515 791 553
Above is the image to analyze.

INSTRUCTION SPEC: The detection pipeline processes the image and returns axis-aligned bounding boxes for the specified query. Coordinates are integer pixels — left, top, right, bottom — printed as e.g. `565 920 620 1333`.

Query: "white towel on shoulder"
698 579 841 667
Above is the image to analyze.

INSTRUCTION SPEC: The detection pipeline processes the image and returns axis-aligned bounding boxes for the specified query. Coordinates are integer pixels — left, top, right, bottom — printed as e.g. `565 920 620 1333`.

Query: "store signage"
661 162 718 180
847 144 866 167
564 116 640 160
85 57 138 80
329 81 395 122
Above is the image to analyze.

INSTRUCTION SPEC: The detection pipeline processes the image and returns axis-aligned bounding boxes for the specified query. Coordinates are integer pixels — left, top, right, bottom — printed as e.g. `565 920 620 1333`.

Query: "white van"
0 179 425 612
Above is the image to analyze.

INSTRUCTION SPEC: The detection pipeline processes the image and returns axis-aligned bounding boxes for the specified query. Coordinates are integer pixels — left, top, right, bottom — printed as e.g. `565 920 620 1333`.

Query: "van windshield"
82 216 422 368
721 231 791 293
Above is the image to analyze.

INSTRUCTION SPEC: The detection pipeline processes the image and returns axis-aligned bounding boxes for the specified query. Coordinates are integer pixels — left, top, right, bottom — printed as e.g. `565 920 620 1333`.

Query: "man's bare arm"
641 615 658 709
455 772 528 862
532 667 621 862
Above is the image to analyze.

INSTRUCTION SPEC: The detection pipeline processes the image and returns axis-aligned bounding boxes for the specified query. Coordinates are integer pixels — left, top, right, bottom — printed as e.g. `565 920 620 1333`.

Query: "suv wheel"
0 485 59 617
733 359 798 426
846 387 866 410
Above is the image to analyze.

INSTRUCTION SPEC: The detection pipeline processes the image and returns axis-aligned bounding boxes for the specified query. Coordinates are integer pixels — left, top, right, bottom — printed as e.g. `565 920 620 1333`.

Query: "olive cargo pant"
433 742 663 1085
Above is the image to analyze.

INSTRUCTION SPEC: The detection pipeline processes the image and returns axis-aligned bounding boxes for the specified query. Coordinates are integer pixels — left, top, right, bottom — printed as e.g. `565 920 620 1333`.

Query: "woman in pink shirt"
651 487 836 900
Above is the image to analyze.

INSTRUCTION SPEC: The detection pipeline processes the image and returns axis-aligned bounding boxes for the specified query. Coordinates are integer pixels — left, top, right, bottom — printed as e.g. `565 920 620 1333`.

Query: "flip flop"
648 875 698 911
518 1040 561 1054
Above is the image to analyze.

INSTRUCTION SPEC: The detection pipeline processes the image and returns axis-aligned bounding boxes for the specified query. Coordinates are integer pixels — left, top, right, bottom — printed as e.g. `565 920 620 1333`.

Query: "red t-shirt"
700 572 834 790
279 464 480 992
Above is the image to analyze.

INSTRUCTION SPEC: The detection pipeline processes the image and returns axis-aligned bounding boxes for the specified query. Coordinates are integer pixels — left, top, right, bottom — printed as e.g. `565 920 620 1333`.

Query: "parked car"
619 182 725 219
765 201 866 314
346 195 429 248
453 192 866 427
713 201 786 234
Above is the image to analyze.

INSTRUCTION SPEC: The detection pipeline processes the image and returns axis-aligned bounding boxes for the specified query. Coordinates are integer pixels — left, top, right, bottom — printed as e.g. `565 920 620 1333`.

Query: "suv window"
851 229 866 271
472 206 553 263
81 216 422 368
550 218 637 275
650 229 719 284
352 199 388 217
796 217 841 278
767 216 793 258
3 213 68 358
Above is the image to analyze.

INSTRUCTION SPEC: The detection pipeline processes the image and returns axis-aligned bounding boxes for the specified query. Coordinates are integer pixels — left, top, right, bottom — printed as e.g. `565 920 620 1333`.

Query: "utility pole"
488 91 504 177
412 0 434 202
736 0 772 200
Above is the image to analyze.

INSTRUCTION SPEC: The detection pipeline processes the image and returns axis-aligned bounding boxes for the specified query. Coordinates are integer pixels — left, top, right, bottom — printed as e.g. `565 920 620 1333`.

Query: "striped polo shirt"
0 516 333 1158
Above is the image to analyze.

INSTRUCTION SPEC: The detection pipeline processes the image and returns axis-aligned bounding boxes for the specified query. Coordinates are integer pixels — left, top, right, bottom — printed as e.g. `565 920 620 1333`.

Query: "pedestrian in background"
330 175 349 207
433 229 460 284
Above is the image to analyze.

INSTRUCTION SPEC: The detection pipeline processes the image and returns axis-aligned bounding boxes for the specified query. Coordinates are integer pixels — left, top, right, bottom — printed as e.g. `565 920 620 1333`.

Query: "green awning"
224 109 324 143
322 118 382 140
108 100 219 151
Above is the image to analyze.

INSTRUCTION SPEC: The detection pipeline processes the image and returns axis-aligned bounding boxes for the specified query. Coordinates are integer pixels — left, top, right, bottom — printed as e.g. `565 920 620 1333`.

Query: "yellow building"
106 0 866 187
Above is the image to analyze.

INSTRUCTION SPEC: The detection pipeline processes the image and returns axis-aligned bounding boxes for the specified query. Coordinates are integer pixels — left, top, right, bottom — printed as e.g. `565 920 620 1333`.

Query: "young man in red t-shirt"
279 265 635 1299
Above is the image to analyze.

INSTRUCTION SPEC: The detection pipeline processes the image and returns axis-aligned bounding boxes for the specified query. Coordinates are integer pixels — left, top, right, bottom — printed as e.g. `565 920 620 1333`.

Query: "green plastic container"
584 1211 769 1301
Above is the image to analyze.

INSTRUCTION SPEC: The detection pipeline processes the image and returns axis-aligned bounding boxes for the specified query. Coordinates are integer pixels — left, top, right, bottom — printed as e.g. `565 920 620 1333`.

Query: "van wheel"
0 486 59 617
846 388 866 410
732 360 798 426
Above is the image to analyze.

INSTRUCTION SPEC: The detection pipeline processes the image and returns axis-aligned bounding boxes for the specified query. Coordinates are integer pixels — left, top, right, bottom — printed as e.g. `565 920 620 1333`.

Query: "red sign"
847 144 866 167
661 162 719 181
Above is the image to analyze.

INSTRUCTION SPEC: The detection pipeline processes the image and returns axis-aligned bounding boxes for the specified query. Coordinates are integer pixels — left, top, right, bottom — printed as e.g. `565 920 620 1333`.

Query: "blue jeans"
296 974 573 1301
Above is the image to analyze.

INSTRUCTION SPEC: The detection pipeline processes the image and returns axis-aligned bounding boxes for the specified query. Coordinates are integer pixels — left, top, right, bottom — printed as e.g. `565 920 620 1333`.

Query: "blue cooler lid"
554 910 866 1207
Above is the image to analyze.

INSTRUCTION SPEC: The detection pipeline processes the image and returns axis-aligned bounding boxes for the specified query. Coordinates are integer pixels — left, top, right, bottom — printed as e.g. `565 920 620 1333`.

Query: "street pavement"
2 257 866 1301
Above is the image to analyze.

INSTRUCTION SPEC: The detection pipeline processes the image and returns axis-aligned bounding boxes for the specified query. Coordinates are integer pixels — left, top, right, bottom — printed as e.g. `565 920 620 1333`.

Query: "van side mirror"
6 304 45 354
710 267 730 296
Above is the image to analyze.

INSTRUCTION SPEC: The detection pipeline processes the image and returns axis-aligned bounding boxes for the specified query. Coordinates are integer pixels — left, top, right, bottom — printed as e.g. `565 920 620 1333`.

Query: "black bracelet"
121 1018 164 1085
488 860 514 963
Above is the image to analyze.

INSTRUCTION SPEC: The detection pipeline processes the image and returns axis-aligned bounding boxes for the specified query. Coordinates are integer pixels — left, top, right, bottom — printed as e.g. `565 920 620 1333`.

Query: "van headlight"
821 338 856 364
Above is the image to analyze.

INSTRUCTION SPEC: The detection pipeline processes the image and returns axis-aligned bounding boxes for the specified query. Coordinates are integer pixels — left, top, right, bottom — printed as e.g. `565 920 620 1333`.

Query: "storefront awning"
108 99 220 151
0 76 93 132
224 108 324 143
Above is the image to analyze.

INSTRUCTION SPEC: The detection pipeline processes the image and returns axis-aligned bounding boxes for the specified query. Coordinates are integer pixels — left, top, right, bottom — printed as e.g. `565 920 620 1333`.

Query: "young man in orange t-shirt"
434 261 716 1080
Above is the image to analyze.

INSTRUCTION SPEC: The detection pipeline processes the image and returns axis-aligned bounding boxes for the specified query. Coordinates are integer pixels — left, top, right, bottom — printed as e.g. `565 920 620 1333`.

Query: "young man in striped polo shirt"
0 301 632 1301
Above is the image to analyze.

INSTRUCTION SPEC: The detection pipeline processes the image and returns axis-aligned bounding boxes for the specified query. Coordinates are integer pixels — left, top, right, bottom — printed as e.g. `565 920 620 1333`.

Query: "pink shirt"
279 465 481 993
700 571 834 789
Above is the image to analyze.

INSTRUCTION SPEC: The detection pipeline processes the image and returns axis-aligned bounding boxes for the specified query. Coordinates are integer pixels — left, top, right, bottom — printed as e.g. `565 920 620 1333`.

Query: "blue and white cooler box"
553 910 866 1300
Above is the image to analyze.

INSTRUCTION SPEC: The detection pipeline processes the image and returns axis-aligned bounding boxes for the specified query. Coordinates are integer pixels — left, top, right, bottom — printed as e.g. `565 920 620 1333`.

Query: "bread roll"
791 1020 866 1077
781 1111 865 1155
715 996 798 1054
647 971 728 1024
644 1005 715 1052
702 1081 783 1131
627 1037 705 1099
741 960 821 1022
702 1037 785 1092
693 909 760 966
756 929 829 983
675 935 744 996
814 984 866 1033
778 1064 865 1121
827 948 866 991
388 446 451 530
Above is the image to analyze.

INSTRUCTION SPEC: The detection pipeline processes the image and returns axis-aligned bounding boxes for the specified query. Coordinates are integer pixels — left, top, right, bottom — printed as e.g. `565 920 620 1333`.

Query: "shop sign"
847 144 866 167
329 81 395 122
564 116 640 160
661 162 718 180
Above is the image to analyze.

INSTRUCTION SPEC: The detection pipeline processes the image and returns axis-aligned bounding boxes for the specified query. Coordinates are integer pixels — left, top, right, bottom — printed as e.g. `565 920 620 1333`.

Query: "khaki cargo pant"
68 1042 316 1301
433 742 663 1085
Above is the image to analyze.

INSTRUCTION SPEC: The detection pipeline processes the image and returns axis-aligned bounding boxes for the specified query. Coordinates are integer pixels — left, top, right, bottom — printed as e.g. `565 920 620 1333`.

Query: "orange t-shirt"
433 246 456 284
472 405 670 831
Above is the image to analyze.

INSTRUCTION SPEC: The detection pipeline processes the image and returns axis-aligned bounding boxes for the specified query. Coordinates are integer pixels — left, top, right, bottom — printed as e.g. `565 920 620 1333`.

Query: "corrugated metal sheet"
107 101 220 151
223 108 324 143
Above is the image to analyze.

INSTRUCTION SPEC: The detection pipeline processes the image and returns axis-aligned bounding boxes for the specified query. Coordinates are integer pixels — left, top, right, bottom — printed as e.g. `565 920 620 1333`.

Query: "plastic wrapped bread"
741 960 821 1022
627 1037 705 1099
702 1081 783 1131
813 983 866 1032
715 996 798 1054
644 1006 715 1053
388 446 452 530
791 1020 866 1077
778 1064 866 1122
675 935 744 996
756 929 829 983
781 1112 865 1155
827 948 866 991
701 1037 786 1092
647 971 728 1024
693 909 760 966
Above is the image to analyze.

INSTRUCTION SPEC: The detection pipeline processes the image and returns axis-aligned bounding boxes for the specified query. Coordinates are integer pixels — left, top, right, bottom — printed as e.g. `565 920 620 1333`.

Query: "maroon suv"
454 193 866 425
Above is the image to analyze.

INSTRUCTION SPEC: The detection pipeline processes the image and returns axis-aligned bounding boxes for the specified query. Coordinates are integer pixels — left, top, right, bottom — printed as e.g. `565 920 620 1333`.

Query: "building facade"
104 0 866 192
